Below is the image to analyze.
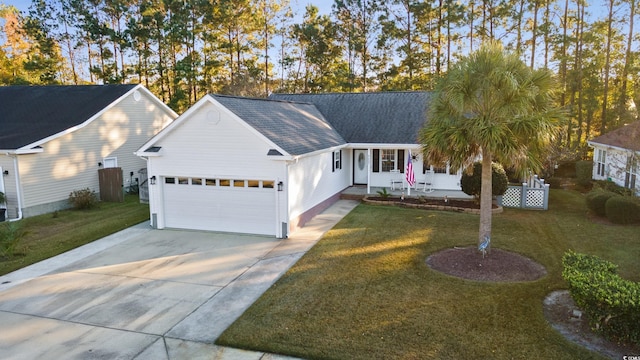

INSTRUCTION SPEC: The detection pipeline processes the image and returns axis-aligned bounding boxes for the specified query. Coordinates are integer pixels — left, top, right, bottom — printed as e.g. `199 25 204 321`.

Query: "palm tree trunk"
479 150 493 250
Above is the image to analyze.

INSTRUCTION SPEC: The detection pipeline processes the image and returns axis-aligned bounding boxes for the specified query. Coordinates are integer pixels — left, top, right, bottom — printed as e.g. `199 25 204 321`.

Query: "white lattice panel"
525 189 545 208
502 187 522 207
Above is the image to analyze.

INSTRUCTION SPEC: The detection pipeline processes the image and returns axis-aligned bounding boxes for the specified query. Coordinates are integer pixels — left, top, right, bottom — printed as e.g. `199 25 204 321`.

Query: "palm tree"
419 42 562 252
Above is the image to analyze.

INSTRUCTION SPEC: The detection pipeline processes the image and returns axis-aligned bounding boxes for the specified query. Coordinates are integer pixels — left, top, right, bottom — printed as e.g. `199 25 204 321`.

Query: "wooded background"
1 0 638 159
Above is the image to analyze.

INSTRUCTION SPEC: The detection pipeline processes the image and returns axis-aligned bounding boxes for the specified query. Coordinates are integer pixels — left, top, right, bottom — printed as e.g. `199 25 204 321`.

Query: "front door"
353 149 368 184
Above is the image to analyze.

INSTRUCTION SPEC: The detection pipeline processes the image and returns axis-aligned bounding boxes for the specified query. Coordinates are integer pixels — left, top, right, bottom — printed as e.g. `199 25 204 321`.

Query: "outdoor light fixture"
277 181 283 191
98 162 102 167
150 176 157 185
3 170 8 175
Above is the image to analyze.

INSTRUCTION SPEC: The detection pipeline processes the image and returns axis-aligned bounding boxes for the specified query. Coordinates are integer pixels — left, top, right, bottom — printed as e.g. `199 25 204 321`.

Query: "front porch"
340 185 472 201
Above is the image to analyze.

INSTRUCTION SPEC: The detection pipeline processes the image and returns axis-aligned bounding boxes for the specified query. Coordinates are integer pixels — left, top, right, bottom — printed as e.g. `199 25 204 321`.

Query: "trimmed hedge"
585 189 617 217
605 196 640 224
460 162 508 198
562 251 640 345
575 160 593 186
593 180 635 196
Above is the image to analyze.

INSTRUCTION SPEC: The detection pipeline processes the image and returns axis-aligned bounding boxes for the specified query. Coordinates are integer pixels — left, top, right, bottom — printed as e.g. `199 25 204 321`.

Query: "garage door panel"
162 181 276 235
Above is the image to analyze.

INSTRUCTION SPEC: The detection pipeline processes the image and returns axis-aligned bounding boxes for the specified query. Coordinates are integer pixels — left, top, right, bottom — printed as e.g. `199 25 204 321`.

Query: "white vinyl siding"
148 102 287 235
288 150 350 222
17 91 174 211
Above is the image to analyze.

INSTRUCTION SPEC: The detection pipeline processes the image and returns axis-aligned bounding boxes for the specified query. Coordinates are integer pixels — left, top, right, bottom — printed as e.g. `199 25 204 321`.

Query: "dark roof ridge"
209 93 314 106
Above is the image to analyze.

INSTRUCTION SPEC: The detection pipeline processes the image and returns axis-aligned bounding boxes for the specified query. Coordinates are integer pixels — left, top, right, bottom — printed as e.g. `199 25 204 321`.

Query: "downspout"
4 153 23 221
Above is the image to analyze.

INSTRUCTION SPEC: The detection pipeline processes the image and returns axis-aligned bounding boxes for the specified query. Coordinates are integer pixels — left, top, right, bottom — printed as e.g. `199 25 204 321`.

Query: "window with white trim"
381 149 396 172
596 149 607 177
625 155 637 190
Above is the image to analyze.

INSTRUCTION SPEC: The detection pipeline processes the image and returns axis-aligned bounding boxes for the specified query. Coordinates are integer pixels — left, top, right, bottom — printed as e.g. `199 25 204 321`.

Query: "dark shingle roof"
210 95 346 156
0 85 137 150
590 121 640 152
269 92 433 144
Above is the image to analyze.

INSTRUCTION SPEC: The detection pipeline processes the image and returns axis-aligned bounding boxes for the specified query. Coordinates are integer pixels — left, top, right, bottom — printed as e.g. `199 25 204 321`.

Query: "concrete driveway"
0 200 359 360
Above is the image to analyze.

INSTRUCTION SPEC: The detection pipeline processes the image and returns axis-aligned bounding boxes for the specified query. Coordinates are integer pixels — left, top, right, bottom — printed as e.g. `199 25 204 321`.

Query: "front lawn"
217 189 640 359
0 195 149 276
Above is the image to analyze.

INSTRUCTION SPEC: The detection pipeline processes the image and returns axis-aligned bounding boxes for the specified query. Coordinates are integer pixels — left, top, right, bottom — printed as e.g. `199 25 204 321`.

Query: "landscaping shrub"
68 188 99 210
575 160 593 186
585 189 617 217
562 251 640 345
605 196 640 224
593 180 635 196
460 162 508 199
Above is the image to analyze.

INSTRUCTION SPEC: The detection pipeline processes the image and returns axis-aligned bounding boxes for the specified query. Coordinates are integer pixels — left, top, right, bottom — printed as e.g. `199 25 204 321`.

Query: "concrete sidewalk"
0 199 360 360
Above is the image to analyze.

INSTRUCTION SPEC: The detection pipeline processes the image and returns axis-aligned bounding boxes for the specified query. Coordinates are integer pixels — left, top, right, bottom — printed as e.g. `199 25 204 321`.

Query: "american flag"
406 150 415 187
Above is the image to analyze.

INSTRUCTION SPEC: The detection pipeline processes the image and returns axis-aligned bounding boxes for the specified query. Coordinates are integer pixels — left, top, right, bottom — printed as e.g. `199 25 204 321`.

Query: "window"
178 177 189 185
596 149 607 177
205 178 217 186
219 179 231 187
233 180 245 187
165 177 175 184
625 155 637 190
263 180 274 189
433 165 447 174
103 157 117 168
332 150 342 172
381 149 395 172
192 178 202 185
248 180 260 188
372 149 406 172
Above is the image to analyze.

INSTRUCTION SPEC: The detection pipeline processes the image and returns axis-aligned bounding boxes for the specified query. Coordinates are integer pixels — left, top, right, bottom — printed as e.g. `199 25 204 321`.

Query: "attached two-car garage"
161 176 278 236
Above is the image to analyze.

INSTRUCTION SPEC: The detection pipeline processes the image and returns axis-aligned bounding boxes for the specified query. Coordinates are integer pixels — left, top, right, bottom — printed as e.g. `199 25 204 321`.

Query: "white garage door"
162 176 277 235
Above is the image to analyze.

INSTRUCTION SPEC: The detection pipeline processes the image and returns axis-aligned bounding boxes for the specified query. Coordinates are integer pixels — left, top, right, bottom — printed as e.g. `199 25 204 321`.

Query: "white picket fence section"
498 175 550 210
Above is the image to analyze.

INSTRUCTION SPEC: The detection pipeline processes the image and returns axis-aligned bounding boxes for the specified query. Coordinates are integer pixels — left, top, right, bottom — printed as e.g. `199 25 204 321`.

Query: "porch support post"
367 148 371 194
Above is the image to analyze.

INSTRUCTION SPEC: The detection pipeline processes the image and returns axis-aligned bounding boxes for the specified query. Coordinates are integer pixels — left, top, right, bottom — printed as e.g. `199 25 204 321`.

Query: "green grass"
217 189 640 360
0 195 149 276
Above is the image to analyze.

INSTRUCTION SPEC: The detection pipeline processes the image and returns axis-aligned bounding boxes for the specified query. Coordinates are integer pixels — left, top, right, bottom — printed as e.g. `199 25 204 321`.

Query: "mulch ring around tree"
426 247 547 282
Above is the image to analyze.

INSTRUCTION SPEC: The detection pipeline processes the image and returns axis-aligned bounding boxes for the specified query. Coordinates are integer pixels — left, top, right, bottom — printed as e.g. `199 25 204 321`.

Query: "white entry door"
353 150 368 184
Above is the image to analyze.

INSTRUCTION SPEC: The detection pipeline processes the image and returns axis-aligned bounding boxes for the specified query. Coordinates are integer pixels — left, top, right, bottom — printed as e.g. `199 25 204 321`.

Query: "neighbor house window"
625 155 637 189
596 149 607 177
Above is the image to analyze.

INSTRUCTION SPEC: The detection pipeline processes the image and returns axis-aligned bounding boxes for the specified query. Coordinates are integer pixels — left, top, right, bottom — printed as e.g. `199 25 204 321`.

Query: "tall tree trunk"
601 0 615 134
575 1 585 146
516 0 524 53
619 0 635 122
560 0 569 144
530 0 539 68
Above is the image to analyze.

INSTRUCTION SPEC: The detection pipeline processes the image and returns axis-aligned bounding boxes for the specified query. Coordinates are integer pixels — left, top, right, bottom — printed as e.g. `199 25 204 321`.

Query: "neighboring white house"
137 92 463 238
588 120 640 196
0 84 177 220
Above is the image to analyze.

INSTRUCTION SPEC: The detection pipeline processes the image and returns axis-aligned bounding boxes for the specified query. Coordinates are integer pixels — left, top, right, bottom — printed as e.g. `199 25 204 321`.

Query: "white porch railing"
498 175 550 210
